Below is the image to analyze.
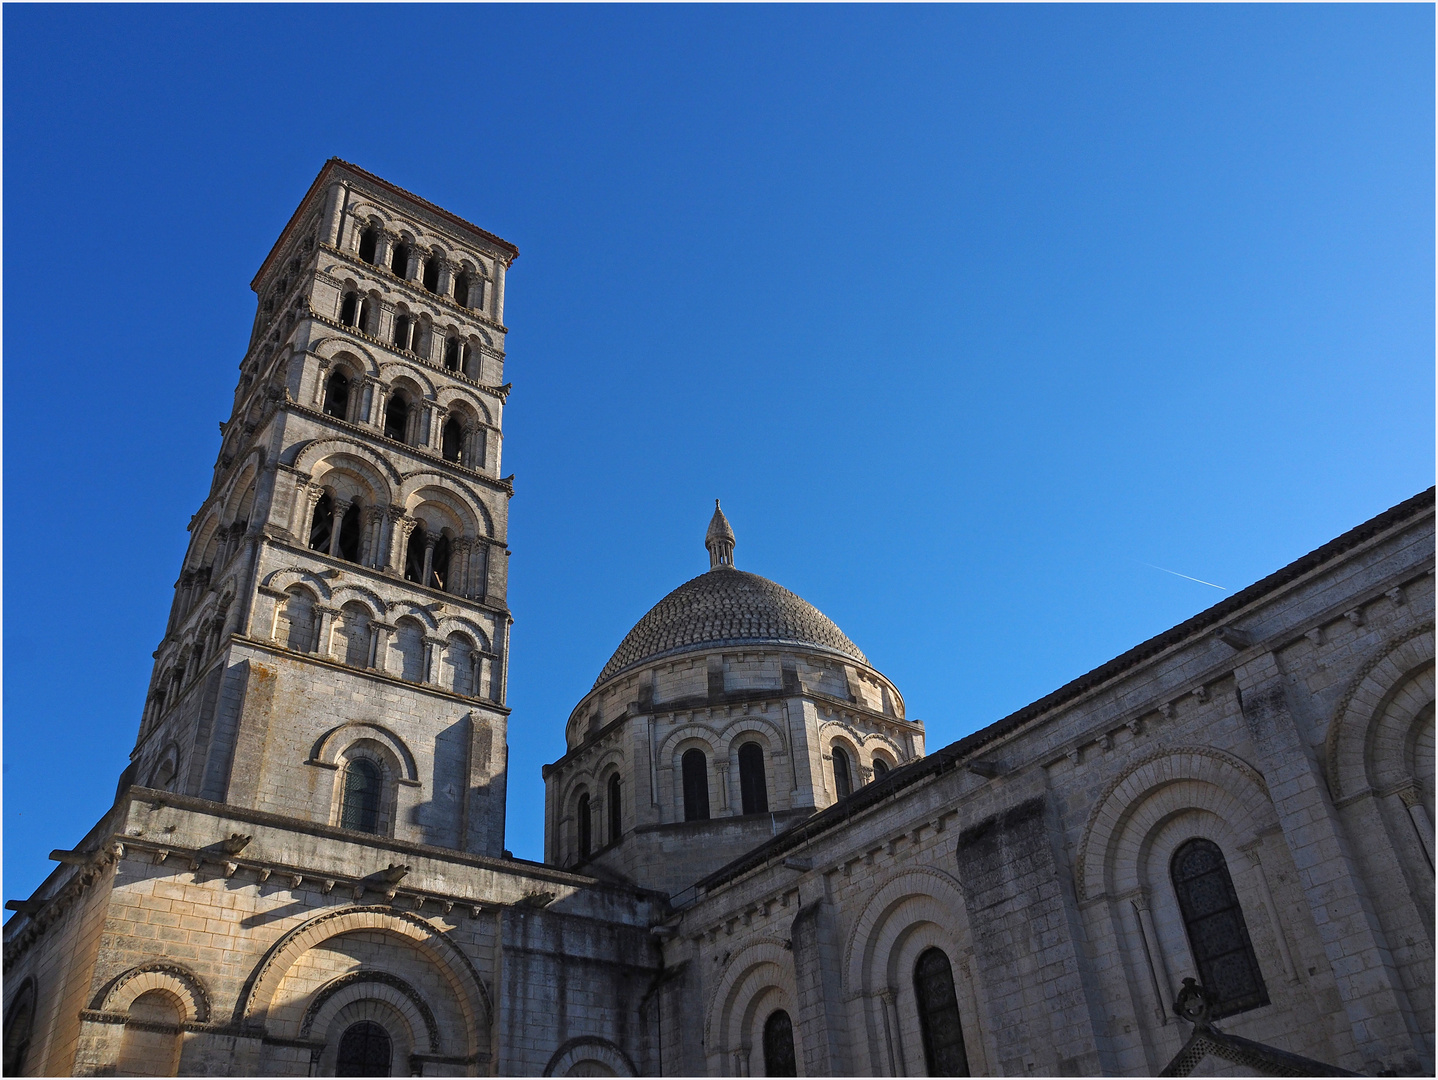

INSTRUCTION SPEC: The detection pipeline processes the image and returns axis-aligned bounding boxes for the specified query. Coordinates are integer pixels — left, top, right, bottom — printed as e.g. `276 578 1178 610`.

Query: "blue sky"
4 5 1432 901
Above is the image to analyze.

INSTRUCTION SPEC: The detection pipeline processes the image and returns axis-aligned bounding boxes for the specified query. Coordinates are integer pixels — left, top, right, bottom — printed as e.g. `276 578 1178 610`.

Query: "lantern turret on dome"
706 499 736 569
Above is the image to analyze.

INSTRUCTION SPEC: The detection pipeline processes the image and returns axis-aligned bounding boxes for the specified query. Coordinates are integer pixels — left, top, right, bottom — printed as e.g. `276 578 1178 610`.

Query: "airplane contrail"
1145 564 1228 591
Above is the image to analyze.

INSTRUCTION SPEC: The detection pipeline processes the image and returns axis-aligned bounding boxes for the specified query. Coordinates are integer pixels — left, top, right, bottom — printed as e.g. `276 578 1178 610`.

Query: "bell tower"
129 159 519 856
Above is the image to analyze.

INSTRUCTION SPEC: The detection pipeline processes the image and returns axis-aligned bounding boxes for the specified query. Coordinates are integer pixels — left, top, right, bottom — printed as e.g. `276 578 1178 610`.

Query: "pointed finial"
706 500 735 569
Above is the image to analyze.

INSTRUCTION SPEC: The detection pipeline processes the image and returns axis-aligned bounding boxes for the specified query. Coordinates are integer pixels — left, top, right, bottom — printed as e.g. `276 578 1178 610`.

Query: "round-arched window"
341 759 383 834
762 1009 797 1077
336 1020 392 1077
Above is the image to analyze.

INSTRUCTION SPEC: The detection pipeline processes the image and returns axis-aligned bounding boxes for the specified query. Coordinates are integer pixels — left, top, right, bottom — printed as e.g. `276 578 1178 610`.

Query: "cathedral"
3 160 1433 1078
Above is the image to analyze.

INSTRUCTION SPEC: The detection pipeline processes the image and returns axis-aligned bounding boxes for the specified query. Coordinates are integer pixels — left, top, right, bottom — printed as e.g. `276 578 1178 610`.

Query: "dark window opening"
390 242 410 278
442 417 464 463
384 393 410 443
577 793 592 859
833 746 853 799
453 272 471 307
337 503 362 563
404 524 426 584
4 981 37 1077
444 336 462 371
392 313 412 351
915 947 970 1076
323 371 351 420
340 758 382 834
608 773 622 842
873 757 891 780
462 343 477 379
309 493 334 552
430 534 451 591
682 749 710 821
339 291 359 327
1172 838 1269 1017
358 227 379 264
762 1010 797 1077
423 256 441 293
336 1020 391 1077
738 742 768 815
358 298 375 334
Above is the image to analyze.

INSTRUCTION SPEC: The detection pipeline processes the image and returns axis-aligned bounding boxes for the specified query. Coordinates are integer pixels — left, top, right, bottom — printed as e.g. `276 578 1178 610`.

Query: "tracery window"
577 792 592 859
1171 838 1269 1016
336 1020 392 1077
833 745 853 799
914 947 969 1077
341 758 383 833
763 1009 797 1077
738 742 768 815
608 773 622 842
682 749 710 821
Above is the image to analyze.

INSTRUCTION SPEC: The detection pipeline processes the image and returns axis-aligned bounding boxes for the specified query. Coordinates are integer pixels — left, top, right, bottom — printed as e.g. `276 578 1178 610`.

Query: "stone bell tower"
129 159 519 855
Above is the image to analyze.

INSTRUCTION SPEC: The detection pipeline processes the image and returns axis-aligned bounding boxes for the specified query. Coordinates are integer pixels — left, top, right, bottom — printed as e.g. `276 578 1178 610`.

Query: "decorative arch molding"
292 438 403 490
543 1035 638 1077
435 386 494 423
1325 624 1435 799
299 971 440 1053
400 473 495 537
657 723 722 762
1076 746 1272 902
309 457 396 510
145 742 182 789
388 601 441 631
91 962 211 1023
843 866 971 991
435 615 493 652
262 568 334 601
310 722 420 783
312 337 381 377
328 585 389 621
236 906 491 1062
716 717 788 757
378 362 439 400
704 937 795 1049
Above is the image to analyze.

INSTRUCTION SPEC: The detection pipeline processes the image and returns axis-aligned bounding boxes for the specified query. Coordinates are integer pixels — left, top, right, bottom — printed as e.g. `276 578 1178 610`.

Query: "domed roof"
594 566 868 686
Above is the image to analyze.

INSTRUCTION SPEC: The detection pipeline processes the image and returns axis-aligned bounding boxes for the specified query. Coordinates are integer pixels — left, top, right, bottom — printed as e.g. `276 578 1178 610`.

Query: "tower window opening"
358 226 379 264
444 335 462 371
608 773 622 842
462 343 478 379
337 502 362 563
340 758 383 833
1171 838 1269 1016
309 492 335 552
323 371 351 420
339 291 359 327
872 756 890 781
390 241 410 278
762 1009 797 1078
442 417 464 463
453 272 470 307
336 1020 392 1077
430 534 451 591
392 313 412 351
738 742 768 815
577 792 592 859
384 393 411 443
833 745 853 799
914 947 970 1077
358 298 375 335
422 256 441 293
682 748 710 822
404 524 427 584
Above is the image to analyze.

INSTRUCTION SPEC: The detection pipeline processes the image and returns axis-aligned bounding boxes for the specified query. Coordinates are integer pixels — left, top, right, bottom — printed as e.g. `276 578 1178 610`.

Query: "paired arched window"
1171 838 1268 1016
337 1020 392 1077
117 989 184 1077
833 745 853 799
4 980 36 1076
738 742 768 815
442 417 464 463
341 758 383 833
422 255 442 293
608 773 622 842
339 291 359 327
453 272 471 308
384 391 411 442
390 241 410 278
914 947 969 1076
577 793 592 859
873 756 891 780
682 749 710 821
357 226 380 265
323 370 351 420
763 1009 797 1076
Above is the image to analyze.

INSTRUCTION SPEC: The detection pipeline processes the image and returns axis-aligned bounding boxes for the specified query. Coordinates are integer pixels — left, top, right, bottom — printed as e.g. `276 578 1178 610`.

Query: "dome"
594 566 868 686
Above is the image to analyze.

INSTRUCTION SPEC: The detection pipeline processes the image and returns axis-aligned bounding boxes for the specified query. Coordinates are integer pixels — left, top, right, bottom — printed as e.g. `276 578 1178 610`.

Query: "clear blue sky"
4 5 1432 902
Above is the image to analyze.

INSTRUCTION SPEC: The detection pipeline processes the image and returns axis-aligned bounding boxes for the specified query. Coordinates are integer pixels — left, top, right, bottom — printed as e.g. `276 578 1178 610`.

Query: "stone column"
421 532 438 588
1129 891 1172 1022
877 988 905 1076
370 622 394 675
715 762 730 811
360 507 383 567
327 499 349 558
315 606 338 659
388 510 414 575
301 484 325 548
424 637 443 685
312 357 331 406
1398 787 1435 869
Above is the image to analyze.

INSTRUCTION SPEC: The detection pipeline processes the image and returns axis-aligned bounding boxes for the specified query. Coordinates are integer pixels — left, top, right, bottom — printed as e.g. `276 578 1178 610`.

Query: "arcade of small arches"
350 213 492 316
331 289 492 389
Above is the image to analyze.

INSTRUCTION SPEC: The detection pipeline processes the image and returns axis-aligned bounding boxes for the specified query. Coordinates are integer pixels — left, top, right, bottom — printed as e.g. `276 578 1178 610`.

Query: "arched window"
442 417 464 463
914 947 969 1076
444 634 475 695
278 586 316 653
357 226 379 265
608 773 622 842
404 524 427 584
390 241 410 278
336 1020 392 1077
453 272 471 307
392 312 412 350
462 343 478 379
323 370 351 420
339 290 359 327
339 602 372 668
833 746 853 799
384 392 411 443
1171 838 1269 1016
738 742 768 815
309 492 335 552
577 793 592 859
762 1009 797 1077
337 502 362 562
392 618 426 683
443 335 462 371
117 988 184 1077
341 758 383 833
4 980 37 1076
422 255 441 293
682 749 710 821
872 756 891 780
430 534 452 591
358 297 376 334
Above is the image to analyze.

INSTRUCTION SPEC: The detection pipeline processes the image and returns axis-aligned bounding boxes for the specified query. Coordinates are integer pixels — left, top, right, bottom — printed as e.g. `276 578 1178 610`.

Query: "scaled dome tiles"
594 567 868 686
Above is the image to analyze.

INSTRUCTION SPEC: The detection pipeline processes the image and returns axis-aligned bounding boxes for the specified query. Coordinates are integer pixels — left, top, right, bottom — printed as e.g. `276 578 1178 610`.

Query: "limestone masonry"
3 162 1433 1078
